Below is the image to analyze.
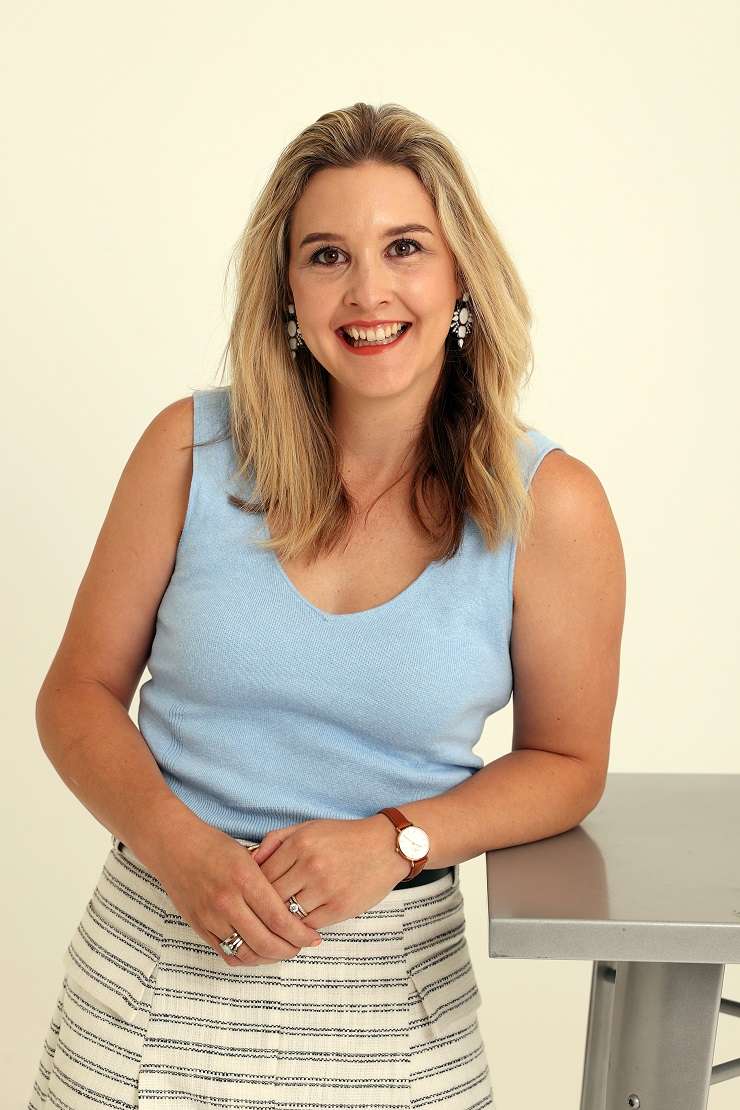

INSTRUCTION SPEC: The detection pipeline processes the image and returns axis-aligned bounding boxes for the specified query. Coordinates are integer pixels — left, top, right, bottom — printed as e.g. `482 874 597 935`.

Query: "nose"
343 250 394 310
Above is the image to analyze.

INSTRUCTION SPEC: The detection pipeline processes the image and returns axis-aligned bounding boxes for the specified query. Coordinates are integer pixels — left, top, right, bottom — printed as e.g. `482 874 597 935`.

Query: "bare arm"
35 395 203 876
375 449 626 868
36 395 331 958
36 681 199 873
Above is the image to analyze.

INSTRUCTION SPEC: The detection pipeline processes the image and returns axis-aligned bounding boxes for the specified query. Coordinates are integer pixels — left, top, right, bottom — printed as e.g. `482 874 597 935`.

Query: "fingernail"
310 937 322 946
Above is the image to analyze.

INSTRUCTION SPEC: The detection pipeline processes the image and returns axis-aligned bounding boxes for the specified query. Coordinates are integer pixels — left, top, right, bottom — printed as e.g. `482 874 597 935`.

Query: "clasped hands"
247 814 411 959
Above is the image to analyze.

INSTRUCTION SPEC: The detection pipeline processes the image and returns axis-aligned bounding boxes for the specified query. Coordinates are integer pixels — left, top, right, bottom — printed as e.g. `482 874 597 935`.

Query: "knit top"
137 387 563 841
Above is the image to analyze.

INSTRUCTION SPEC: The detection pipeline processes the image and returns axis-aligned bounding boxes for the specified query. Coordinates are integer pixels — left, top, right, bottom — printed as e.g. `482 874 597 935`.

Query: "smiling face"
287 161 461 402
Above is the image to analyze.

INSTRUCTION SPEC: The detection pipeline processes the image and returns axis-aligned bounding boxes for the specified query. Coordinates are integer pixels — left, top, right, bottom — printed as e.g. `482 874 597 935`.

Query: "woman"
28 102 625 1108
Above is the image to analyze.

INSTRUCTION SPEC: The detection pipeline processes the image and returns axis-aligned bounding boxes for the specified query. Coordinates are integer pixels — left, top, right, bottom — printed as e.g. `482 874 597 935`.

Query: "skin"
286 159 462 495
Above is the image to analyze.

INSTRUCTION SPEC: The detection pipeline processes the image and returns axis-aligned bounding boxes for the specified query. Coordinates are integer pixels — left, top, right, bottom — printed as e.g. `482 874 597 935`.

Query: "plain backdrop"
4 1 739 1106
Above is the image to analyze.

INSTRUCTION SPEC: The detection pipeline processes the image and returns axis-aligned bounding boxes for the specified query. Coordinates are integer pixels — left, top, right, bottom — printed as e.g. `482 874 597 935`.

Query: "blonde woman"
28 101 625 1108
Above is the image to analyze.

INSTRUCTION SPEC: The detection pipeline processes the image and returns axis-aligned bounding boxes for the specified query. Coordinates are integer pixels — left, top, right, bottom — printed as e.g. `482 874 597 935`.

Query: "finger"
208 895 302 962
265 864 324 936
207 876 314 962
270 875 321 925
199 853 321 959
263 883 323 947
175 907 307 968
236 893 320 958
204 926 297 966
185 921 258 967
244 865 322 948
204 901 302 964
204 926 257 966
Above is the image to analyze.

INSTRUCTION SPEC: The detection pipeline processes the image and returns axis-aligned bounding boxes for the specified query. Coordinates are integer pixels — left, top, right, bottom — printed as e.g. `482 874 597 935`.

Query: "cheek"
405 272 455 321
298 295 334 334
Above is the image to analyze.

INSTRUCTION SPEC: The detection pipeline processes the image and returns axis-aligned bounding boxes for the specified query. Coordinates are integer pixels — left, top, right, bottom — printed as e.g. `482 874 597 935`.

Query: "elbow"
569 757 607 819
580 772 607 820
35 678 65 752
35 688 54 752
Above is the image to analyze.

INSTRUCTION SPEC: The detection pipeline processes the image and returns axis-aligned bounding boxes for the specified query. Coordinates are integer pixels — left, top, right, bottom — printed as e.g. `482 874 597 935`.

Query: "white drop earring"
285 303 305 359
450 292 474 348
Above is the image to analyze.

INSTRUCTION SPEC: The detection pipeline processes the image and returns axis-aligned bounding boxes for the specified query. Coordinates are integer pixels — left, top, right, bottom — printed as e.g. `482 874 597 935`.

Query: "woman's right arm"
35 396 322 962
35 396 197 874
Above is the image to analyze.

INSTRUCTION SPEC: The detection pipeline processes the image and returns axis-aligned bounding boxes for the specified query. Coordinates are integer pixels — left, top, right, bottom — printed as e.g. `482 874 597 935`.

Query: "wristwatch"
377 806 430 880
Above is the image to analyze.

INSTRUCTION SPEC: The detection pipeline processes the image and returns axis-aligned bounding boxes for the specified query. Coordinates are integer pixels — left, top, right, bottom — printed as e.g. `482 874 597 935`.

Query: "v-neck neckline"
260 514 466 621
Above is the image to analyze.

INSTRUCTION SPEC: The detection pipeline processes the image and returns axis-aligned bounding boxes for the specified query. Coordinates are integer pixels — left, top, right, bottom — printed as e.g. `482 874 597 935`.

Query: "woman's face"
287 161 461 402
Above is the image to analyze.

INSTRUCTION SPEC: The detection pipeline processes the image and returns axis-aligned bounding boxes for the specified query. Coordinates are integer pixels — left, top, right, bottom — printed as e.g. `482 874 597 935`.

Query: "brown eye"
389 238 422 257
310 246 345 266
308 238 423 267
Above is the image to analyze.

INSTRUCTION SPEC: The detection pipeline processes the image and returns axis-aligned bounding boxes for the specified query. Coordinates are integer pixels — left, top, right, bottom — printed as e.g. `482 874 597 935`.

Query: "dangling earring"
450 292 474 348
285 303 305 359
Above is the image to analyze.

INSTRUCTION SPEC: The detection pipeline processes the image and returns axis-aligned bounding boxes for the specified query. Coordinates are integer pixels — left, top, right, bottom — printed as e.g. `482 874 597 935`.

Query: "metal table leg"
580 961 617 1110
606 962 724 1108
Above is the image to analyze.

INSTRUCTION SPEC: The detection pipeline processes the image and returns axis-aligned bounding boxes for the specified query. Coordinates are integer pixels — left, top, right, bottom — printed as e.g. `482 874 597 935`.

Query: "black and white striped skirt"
28 834 494 1108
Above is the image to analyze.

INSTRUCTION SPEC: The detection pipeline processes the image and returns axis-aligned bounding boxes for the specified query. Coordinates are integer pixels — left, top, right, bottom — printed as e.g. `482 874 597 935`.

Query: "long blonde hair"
203 100 539 564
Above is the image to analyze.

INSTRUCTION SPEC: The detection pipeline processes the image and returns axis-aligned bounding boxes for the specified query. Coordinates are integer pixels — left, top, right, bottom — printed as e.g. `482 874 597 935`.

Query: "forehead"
289 162 438 240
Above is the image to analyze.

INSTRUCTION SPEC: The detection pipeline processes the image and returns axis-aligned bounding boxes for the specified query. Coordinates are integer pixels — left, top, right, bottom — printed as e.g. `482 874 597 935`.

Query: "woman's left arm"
389 449 627 867
255 451 626 911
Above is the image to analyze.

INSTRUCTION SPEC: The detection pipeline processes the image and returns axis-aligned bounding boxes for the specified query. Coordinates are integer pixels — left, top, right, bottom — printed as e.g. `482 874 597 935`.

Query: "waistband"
111 833 453 891
391 864 453 889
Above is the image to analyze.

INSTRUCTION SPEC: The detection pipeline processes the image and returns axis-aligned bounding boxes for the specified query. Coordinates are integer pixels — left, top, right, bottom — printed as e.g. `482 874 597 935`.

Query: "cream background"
4 1 739 1105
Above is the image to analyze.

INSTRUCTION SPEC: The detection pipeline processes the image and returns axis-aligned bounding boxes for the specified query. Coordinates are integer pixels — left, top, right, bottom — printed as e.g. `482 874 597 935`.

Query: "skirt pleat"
28 837 494 1108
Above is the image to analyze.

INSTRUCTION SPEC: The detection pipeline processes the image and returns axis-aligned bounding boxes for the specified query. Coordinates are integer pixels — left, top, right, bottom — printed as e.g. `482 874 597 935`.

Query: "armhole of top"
507 439 564 604
176 390 203 552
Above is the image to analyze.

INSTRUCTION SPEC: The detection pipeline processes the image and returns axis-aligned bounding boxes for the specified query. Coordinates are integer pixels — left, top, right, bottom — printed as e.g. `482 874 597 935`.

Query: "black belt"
392 865 453 890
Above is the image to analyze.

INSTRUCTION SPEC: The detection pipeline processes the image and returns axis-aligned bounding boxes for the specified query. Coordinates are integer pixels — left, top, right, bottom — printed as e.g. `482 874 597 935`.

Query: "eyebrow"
298 223 434 249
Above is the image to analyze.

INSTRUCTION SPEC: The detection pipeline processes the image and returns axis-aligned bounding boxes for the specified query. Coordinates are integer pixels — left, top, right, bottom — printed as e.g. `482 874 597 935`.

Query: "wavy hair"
201 100 539 565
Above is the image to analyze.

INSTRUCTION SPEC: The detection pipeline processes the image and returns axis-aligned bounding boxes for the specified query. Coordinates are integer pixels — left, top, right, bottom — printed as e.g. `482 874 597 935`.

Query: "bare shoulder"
141 394 193 453
37 394 195 708
513 448 624 606
110 394 195 551
510 447 626 788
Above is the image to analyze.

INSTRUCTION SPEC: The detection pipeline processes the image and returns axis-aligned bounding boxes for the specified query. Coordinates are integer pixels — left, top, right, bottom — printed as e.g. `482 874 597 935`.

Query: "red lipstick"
335 323 412 357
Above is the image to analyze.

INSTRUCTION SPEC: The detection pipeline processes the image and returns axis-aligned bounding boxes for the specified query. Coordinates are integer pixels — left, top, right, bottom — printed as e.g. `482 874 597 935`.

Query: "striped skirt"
28 834 494 1108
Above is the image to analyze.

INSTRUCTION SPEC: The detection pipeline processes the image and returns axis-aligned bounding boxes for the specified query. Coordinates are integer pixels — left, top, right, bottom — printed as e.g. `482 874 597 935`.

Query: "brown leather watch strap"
381 806 412 832
378 807 428 880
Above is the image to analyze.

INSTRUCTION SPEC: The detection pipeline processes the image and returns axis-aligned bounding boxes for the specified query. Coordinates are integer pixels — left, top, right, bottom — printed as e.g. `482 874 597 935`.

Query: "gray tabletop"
486 772 740 963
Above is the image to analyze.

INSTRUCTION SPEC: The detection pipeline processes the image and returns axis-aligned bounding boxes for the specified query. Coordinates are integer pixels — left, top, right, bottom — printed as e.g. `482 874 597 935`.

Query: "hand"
147 814 325 968
249 815 412 937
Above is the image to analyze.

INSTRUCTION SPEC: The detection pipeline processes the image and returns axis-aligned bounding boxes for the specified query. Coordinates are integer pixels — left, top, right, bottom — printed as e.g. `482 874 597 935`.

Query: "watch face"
398 825 430 861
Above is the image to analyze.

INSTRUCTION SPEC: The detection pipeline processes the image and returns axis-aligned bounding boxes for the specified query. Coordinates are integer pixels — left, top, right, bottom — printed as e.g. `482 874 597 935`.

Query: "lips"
337 323 411 343
335 322 413 356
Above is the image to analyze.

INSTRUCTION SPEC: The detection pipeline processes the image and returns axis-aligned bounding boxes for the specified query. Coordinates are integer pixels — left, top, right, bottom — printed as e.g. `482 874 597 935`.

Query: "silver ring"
241 846 309 923
287 895 308 918
220 931 244 956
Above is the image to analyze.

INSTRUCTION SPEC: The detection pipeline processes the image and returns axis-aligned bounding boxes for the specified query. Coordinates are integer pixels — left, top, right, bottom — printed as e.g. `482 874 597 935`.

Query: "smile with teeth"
341 322 411 347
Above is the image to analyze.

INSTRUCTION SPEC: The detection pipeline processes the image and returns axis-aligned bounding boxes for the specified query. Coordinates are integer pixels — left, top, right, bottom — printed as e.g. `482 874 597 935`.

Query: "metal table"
485 772 740 1109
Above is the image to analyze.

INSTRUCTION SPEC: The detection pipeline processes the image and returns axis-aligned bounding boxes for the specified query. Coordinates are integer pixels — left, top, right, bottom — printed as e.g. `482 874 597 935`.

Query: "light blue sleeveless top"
137 387 563 840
